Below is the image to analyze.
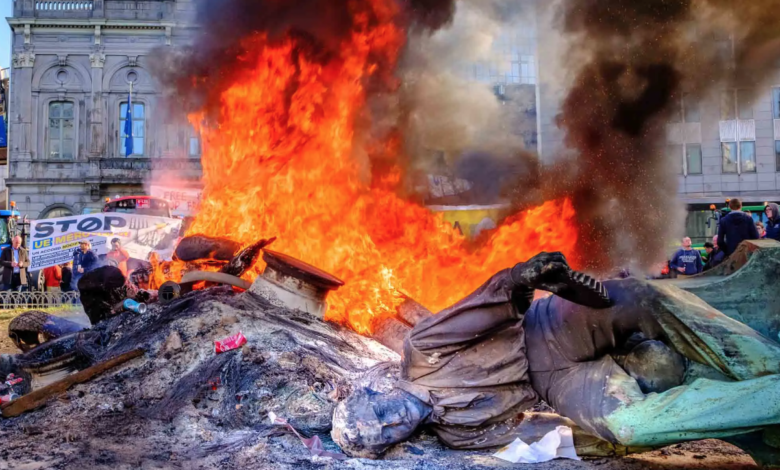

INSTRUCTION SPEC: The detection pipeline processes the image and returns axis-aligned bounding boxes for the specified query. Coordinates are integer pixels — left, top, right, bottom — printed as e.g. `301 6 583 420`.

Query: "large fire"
183 2 577 333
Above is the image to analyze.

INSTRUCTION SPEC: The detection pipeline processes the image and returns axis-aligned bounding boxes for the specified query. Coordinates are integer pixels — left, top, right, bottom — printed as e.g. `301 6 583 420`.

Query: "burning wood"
219 237 276 277
1 349 144 418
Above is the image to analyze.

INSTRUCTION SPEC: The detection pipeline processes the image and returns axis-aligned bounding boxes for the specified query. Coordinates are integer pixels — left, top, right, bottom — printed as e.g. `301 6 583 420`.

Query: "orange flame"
185 4 578 334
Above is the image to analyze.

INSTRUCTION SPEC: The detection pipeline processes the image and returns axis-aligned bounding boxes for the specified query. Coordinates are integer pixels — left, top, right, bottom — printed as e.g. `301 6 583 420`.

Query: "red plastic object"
214 331 247 354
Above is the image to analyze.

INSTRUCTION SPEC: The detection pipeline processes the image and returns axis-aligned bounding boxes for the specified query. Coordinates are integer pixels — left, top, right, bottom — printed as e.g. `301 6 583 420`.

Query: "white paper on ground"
492 426 581 464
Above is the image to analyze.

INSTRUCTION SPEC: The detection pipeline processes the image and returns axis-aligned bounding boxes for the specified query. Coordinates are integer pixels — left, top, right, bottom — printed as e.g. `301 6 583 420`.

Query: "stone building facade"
7 0 201 219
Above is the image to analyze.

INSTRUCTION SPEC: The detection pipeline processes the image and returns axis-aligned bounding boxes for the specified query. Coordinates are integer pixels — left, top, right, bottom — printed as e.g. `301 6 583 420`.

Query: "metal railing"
35 1 93 10
0 291 80 309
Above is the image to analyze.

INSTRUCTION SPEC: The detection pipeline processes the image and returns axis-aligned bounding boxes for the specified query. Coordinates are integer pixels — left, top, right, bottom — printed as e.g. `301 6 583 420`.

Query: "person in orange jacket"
43 264 62 292
106 238 130 277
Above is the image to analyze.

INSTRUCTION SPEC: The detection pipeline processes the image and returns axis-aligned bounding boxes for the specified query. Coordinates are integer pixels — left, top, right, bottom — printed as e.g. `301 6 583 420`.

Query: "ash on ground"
0 288 758 470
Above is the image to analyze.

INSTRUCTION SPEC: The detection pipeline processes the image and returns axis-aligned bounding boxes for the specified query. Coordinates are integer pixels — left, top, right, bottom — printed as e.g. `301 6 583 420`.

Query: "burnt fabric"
525 278 780 446
398 268 539 448
398 272 780 451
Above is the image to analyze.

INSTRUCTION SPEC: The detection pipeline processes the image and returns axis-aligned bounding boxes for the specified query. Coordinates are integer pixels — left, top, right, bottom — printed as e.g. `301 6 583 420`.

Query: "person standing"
43 264 62 292
60 262 73 292
717 198 759 256
670 237 703 276
0 236 29 292
765 203 780 242
756 221 766 239
72 240 98 291
707 235 726 270
106 238 130 277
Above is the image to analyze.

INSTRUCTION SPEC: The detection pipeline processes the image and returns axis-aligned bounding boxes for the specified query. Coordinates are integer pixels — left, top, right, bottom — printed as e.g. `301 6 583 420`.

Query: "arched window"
40 206 74 219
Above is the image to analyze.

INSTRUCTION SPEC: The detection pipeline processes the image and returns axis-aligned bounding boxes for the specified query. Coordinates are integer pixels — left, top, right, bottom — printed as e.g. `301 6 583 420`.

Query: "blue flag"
124 92 133 156
0 116 6 148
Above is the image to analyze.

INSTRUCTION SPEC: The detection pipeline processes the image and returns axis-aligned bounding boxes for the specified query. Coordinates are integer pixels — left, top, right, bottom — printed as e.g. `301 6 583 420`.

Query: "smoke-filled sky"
550 0 780 271
152 0 780 274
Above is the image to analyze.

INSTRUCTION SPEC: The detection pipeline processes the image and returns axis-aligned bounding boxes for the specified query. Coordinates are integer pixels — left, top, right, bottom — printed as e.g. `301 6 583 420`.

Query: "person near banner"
72 241 98 290
106 238 130 277
60 262 73 292
43 264 62 292
0 236 29 292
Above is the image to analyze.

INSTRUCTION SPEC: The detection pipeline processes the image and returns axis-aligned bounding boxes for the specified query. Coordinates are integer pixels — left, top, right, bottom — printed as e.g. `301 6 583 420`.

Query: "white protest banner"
30 213 182 271
150 185 202 217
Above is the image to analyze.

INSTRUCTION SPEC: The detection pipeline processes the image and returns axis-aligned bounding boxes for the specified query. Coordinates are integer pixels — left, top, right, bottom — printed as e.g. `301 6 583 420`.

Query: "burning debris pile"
0 237 776 469
0 235 403 468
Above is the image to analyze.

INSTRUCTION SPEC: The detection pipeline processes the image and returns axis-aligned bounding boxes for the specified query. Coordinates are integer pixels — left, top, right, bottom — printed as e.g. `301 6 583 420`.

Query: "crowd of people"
672 199 780 276
0 237 130 292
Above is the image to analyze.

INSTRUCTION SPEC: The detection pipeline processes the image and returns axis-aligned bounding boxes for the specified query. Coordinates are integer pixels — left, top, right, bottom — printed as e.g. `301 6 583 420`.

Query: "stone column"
10 51 35 163
88 51 106 160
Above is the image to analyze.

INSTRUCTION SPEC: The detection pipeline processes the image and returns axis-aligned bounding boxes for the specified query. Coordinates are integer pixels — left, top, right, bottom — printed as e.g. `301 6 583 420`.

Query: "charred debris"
0 234 428 468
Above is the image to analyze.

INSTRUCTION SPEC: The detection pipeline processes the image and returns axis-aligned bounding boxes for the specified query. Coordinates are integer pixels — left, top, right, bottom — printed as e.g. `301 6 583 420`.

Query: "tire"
30 270 45 292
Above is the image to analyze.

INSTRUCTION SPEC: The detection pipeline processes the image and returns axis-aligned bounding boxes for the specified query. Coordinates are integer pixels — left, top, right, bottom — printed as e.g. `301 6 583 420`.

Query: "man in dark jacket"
669 237 702 275
765 203 780 242
0 236 29 291
72 240 98 290
717 198 759 256
703 237 726 271
60 262 73 292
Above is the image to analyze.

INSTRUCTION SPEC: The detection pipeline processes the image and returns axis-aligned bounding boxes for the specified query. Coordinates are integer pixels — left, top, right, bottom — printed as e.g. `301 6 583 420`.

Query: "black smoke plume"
549 0 780 272
151 0 456 121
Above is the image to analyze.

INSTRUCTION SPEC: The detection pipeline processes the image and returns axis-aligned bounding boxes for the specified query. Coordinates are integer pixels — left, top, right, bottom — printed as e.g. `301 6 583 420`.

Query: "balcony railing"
99 158 203 172
35 1 93 11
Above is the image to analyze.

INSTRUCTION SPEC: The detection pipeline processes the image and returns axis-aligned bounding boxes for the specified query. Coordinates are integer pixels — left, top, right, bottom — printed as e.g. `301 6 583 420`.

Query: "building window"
666 145 685 175
41 207 74 219
119 102 145 157
737 89 753 119
722 142 738 173
775 141 780 172
721 90 756 173
671 93 700 123
48 101 75 159
683 94 700 123
720 91 736 120
722 89 754 120
669 144 683 174
740 141 756 172
686 144 702 174
189 136 200 157
773 88 780 119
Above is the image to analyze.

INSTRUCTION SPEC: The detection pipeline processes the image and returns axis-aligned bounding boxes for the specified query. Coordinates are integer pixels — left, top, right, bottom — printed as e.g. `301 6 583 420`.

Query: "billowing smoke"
150 0 457 121
546 0 780 272
151 0 780 274
397 2 531 161
150 0 540 202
